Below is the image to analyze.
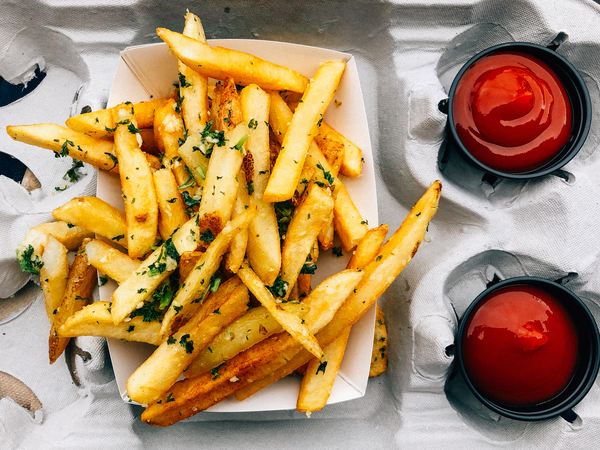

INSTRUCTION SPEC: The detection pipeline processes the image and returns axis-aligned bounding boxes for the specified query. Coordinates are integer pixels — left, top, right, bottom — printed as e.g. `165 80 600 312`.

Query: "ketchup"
453 51 572 173
461 284 579 406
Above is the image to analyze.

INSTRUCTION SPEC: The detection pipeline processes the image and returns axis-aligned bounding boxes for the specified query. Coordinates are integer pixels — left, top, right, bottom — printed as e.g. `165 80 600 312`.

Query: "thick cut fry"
110 213 201 324
179 12 209 133
240 84 281 285
216 78 243 132
237 182 441 399
49 239 96 364
346 225 389 270
225 170 250 274
112 104 158 258
370 304 388 377
52 196 128 246
65 98 169 138
159 206 258 339
85 239 140 284
154 99 195 197
297 327 351 413
178 251 204 280
316 131 345 177
196 123 249 237
238 262 323 359
157 28 309 93
184 303 307 378
58 301 163 345
141 268 363 425
263 61 345 203
280 184 334 297
127 277 249 404
315 122 362 178
6 124 118 173
40 235 69 321
177 132 210 187
153 168 188 240
268 92 367 249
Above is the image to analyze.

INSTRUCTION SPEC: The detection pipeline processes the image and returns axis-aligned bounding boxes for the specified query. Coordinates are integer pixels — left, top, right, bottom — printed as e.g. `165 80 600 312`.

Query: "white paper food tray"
97 39 378 412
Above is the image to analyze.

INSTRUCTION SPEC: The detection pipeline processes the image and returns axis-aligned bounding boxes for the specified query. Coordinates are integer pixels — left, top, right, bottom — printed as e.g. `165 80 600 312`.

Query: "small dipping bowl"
455 277 600 421
441 41 591 179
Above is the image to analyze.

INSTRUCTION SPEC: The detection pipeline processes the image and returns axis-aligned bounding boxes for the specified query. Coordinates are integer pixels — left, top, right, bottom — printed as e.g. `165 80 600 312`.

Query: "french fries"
263 61 346 203
112 103 159 258
84 239 140 284
40 235 69 320
153 168 188 240
52 196 128 246
369 304 388 377
49 239 96 364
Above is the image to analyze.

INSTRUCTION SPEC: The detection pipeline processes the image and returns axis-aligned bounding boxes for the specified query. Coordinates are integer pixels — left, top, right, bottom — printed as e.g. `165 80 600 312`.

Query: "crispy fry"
85 239 140 284
315 122 362 178
216 78 243 132
369 304 388 377
159 205 258 339
177 134 210 187
157 28 309 93
65 99 169 138
184 303 307 378
225 170 250 274
240 84 281 285
179 12 210 133
52 196 128 246
263 61 345 203
196 123 249 237
346 225 389 270
153 168 189 240
127 276 249 404
40 235 69 321
297 327 351 413
142 268 363 425
112 103 159 258
238 261 325 359
110 213 201 324
6 124 118 173
280 183 334 297
58 301 163 346
178 251 204 280
49 239 96 364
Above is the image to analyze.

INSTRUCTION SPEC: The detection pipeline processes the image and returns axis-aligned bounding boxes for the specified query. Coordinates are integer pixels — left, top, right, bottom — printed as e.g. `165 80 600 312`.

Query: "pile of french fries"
8 12 440 425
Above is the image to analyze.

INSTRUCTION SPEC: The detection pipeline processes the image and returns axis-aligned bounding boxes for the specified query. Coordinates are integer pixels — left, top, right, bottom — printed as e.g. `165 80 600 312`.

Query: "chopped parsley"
200 228 215 244
300 253 317 275
56 139 74 158
332 246 343 257
179 334 194 353
375 255 383 262
210 362 226 380
173 305 183 314
104 152 118 171
178 72 191 88
16 245 43 275
166 393 175 403
167 336 176 345
248 118 258 130
246 180 254 196
267 276 289 299
196 166 206 180
316 361 328 375
104 125 117 133
63 159 85 183
274 201 294 241
180 191 201 215
316 163 334 185
232 134 249 154
127 325 135 332
129 301 161 323
99 275 109 286
178 175 196 190
166 198 177 203
112 234 125 242
127 123 141 134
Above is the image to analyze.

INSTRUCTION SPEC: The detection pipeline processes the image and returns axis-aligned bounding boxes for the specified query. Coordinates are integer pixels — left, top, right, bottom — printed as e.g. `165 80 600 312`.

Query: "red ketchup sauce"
453 51 572 173
461 284 579 406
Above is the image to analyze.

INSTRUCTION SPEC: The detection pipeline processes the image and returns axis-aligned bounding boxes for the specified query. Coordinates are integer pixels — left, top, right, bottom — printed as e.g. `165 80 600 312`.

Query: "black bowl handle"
547 32 569 51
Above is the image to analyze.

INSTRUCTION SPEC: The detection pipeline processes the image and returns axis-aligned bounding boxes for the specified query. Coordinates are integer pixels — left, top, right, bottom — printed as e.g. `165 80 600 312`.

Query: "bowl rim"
455 276 600 421
446 41 592 180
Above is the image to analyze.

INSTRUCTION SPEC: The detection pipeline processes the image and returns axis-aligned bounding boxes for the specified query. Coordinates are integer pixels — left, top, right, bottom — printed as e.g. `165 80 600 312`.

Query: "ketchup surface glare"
461 284 579 407
453 51 572 173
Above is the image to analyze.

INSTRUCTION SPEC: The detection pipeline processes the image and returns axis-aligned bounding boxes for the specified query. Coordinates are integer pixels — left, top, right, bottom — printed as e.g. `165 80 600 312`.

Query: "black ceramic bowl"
443 42 591 179
455 277 600 421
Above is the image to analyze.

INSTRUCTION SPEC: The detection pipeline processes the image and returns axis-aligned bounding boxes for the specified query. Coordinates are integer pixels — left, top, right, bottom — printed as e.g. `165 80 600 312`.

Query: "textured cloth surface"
2 0 600 448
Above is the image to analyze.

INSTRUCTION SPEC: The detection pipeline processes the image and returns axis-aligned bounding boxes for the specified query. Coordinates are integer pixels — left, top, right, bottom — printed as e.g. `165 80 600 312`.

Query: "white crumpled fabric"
2 0 600 448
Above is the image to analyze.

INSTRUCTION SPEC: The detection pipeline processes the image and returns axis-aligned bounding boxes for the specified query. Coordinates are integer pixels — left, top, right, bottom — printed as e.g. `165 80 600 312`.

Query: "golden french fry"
346 225 389 270
225 170 250 274
49 239 96 364
157 28 309 93
110 212 201 324
178 12 209 133
159 205 258 339
240 84 281 285
315 131 345 177
141 268 363 425
263 61 345 203
315 122 362 178
112 103 159 258
280 184 334 298
52 196 128 246
184 303 307 378
177 132 210 187
65 99 169 138
196 123 249 237
127 276 249 404
58 301 163 346
6 124 118 173
297 327 351 413
40 235 69 321
238 181 442 398
85 239 140 284
215 78 243 131
332 184 368 251
369 304 388 377
153 168 189 240
237 261 323 359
